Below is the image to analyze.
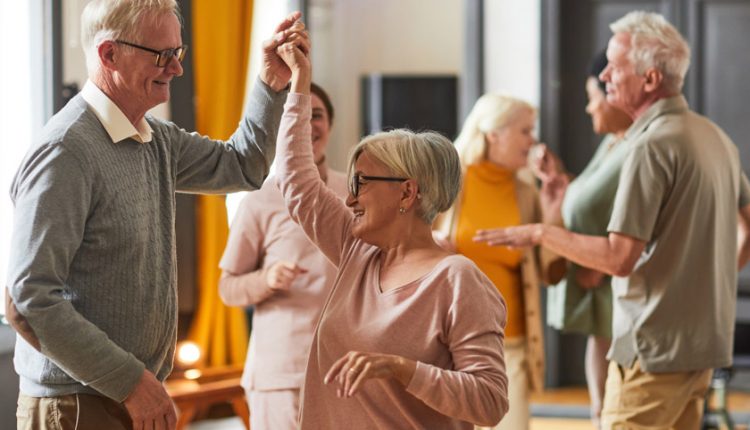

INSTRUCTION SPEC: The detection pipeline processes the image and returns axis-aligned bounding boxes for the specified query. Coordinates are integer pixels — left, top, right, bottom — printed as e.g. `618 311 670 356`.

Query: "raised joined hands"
260 12 311 91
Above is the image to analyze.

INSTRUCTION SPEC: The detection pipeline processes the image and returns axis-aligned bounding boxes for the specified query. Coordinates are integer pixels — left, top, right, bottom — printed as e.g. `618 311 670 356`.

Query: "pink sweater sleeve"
406 265 510 426
275 93 354 266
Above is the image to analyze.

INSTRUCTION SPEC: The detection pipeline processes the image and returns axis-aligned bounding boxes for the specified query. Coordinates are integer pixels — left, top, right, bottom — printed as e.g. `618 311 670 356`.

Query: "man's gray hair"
81 0 181 73
347 129 462 224
610 11 691 93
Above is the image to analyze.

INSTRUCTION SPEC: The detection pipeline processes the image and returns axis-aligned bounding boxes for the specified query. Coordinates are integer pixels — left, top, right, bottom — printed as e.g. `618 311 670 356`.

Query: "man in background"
475 11 750 428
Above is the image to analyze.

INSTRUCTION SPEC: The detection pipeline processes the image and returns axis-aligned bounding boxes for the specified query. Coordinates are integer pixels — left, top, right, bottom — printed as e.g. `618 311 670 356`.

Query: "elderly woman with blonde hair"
435 94 562 430
270 37 509 429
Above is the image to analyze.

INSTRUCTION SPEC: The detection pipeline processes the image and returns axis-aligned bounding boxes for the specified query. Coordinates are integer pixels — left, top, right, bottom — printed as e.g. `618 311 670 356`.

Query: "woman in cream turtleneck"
435 94 561 430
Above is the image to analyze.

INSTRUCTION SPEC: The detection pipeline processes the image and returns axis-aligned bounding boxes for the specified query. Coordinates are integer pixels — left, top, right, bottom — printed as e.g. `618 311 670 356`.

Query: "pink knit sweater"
276 93 509 429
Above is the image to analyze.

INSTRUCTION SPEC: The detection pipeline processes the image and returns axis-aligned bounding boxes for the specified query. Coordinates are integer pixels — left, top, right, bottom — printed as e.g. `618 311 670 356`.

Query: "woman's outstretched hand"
324 351 417 398
473 224 544 248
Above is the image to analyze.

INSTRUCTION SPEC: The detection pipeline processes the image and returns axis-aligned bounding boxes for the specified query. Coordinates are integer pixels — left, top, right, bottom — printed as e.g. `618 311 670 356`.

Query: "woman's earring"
399 207 405 214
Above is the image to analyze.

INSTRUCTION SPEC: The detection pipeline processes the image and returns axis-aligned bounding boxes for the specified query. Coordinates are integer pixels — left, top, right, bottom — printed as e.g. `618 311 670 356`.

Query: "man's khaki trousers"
17 392 132 430
601 360 712 430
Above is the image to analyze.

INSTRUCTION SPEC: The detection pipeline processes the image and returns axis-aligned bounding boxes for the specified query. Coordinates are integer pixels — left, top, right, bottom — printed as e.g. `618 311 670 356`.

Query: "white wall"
55 1 541 217
308 0 464 170
0 0 38 317
245 0 298 107
62 0 541 170
484 0 541 108
62 0 88 89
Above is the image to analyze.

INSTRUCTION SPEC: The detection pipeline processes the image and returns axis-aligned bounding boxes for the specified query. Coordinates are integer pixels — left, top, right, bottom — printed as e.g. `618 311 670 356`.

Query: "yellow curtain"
188 0 254 368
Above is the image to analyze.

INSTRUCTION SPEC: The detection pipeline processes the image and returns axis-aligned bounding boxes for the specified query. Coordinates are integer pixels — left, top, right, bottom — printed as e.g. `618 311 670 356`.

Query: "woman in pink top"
218 82 348 429
271 39 509 428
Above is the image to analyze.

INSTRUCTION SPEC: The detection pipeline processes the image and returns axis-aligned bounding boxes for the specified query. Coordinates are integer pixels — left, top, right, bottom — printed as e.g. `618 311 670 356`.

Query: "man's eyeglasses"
116 40 188 67
349 174 409 197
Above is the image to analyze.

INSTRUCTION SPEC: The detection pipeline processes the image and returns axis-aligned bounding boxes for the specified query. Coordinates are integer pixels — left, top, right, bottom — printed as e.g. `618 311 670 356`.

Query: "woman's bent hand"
324 351 417 398
265 260 308 291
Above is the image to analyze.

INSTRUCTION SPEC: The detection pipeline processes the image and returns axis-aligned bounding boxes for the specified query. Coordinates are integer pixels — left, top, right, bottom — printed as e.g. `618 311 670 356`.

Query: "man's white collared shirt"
80 80 153 144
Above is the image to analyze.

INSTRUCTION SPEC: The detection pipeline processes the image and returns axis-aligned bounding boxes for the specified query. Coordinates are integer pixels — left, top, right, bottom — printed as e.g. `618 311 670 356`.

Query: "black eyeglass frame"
115 40 188 67
349 174 409 197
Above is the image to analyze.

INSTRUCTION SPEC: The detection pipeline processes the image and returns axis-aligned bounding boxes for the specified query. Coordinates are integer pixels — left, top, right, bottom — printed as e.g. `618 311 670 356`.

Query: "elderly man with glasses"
4 1 309 429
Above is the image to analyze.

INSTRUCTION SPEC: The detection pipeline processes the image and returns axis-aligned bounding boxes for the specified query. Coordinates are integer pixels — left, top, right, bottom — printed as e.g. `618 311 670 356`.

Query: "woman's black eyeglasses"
349 174 408 197
116 40 188 67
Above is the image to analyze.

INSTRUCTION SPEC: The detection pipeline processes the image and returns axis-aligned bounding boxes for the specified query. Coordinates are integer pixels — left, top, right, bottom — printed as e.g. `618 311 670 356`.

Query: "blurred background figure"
435 94 561 430
473 11 750 429
219 83 348 430
533 49 633 429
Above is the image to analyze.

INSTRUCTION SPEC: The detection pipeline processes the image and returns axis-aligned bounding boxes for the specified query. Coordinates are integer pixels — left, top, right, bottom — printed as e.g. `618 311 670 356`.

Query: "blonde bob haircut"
81 0 181 73
453 94 536 169
347 129 462 224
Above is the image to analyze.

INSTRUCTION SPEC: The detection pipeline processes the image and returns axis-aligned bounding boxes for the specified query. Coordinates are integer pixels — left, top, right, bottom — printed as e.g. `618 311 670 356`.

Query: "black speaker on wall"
361 74 458 140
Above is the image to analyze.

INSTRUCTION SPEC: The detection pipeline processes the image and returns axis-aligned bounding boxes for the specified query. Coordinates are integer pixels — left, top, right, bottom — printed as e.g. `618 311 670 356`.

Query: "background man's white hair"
610 11 691 93
80 0 181 73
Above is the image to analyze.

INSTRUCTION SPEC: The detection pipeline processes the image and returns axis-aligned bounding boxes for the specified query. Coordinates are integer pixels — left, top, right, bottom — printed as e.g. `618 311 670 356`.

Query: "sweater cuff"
255 77 289 102
86 354 145 402
405 361 431 398
286 92 310 107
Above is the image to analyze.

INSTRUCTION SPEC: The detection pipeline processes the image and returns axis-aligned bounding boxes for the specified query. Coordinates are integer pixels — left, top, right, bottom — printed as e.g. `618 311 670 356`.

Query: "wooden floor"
186 386 750 429
532 386 750 410
529 387 750 430
531 417 593 430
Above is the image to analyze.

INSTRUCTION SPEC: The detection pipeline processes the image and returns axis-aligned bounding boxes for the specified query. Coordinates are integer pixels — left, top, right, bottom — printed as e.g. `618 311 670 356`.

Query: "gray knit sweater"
7 80 286 402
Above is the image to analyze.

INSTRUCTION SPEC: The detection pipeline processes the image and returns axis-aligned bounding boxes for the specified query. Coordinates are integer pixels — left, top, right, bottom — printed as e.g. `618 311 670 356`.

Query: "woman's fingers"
324 354 349 385
325 352 372 397
343 355 366 395
267 261 309 290
273 11 303 34
474 227 523 247
291 33 312 55
348 361 373 396
337 353 359 385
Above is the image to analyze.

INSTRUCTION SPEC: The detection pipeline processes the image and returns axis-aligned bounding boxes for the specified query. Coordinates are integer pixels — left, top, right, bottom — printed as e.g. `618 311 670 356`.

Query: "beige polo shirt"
608 95 750 373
